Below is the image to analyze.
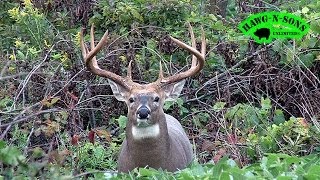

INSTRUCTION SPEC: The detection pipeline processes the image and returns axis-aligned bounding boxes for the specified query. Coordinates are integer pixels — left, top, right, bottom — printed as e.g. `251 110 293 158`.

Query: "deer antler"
157 23 206 86
80 24 133 90
81 23 205 90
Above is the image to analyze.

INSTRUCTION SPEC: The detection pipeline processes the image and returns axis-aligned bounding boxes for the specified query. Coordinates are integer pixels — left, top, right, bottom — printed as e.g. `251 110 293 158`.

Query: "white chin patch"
132 123 160 140
136 118 149 127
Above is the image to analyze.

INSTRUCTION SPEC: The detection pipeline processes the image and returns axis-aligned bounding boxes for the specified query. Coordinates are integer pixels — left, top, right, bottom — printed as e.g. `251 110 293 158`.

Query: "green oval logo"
239 11 310 44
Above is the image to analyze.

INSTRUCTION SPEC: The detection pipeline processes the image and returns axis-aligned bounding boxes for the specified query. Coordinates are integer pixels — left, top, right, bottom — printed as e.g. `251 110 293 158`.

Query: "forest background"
0 0 320 179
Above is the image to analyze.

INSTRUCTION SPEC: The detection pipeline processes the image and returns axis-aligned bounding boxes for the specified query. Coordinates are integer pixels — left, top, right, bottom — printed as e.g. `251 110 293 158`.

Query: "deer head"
80 23 205 172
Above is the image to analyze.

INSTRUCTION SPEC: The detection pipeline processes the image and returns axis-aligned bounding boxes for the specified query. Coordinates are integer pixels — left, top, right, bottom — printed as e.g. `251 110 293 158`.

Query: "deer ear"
108 79 128 102
163 79 186 102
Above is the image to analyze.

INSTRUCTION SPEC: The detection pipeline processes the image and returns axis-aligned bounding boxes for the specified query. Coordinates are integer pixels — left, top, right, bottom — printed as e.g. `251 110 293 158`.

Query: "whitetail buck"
80 23 206 172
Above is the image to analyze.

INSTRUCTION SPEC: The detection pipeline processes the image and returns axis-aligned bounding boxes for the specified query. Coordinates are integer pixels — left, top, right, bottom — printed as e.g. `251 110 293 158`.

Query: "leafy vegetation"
0 0 319 179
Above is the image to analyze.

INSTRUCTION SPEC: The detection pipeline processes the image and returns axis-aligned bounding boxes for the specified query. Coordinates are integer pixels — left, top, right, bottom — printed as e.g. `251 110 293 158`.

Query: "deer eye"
154 96 160 102
129 97 135 103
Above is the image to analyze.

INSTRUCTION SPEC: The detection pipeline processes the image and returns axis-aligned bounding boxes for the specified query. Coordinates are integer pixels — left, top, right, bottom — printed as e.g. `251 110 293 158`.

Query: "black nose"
137 107 150 119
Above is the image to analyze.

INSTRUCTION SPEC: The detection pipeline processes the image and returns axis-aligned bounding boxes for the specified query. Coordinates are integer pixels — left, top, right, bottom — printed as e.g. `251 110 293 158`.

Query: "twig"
0 72 48 81
0 108 27 139
23 123 35 155
203 42 274 87
13 40 66 109
0 108 64 128
0 58 11 77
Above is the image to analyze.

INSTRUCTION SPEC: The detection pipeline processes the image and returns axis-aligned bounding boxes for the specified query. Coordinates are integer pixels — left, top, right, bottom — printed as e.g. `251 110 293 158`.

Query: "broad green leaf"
163 101 174 110
117 115 127 129
130 9 143 22
301 7 309 14
273 109 285 125
261 97 271 110
307 165 320 176
138 168 158 176
310 19 320 33
299 53 315 68
213 101 226 112
0 141 5 149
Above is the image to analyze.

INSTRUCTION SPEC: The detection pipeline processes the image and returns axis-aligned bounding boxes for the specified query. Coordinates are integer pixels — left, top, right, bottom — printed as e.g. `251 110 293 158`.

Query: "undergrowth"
0 0 320 179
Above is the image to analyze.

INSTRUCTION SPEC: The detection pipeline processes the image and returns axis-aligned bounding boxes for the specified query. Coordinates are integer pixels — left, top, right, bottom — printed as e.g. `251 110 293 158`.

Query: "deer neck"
125 112 170 162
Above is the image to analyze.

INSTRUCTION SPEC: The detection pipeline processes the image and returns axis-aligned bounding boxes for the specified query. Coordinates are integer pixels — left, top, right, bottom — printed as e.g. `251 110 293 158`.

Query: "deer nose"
137 107 150 119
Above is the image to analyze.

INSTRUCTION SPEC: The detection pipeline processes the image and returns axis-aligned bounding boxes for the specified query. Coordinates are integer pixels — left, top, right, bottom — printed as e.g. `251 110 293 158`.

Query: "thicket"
0 0 319 179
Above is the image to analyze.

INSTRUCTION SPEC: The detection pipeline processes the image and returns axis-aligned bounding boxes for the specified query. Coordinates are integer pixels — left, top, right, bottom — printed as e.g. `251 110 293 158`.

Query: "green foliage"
0 140 73 179
0 140 25 166
225 97 275 130
76 142 120 171
0 97 13 111
7 0 54 50
271 2 320 68
11 124 29 151
248 117 313 156
222 97 318 159
192 111 211 129
116 115 128 130
92 0 194 33
164 97 189 116
111 153 320 179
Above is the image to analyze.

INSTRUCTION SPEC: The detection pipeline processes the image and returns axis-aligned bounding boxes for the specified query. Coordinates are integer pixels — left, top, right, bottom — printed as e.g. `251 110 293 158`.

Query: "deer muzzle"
136 106 151 127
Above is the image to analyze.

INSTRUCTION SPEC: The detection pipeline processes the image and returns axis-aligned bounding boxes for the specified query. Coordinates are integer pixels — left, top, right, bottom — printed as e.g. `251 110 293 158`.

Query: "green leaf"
299 53 315 68
0 97 12 108
51 53 62 60
146 39 156 50
50 97 60 105
307 37 318 48
273 109 285 125
117 115 127 129
307 165 320 176
0 141 6 149
138 168 158 176
286 48 294 63
301 7 309 14
163 101 174 110
17 50 25 60
310 19 320 34
261 97 271 110
130 9 143 22
0 146 25 166
213 101 226 112
272 39 283 52
227 159 237 167
277 176 294 180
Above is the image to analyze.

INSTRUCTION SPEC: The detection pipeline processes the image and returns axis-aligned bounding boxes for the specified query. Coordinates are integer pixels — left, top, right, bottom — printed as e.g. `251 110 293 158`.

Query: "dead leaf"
88 130 95 144
71 134 80 146
213 148 227 163
95 129 112 142
201 140 215 152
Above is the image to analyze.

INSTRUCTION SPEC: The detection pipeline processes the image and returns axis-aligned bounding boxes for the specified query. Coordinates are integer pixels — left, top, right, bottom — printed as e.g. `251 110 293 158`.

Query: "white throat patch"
132 123 160 140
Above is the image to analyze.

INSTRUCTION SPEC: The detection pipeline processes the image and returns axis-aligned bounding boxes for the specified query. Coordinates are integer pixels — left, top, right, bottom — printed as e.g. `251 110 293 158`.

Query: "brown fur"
118 113 193 172
116 86 193 172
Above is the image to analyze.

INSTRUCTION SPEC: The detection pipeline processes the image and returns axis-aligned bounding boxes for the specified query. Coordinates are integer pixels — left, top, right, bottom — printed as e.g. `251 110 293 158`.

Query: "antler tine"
160 23 206 85
80 28 89 58
158 60 164 79
201 26 206 58
80 24 131 90
188 23 197 67
127 60 133 79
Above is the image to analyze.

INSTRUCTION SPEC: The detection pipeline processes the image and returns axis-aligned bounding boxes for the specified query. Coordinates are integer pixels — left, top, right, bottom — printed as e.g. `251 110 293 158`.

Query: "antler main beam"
80 25 132 90
159 23 206 85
